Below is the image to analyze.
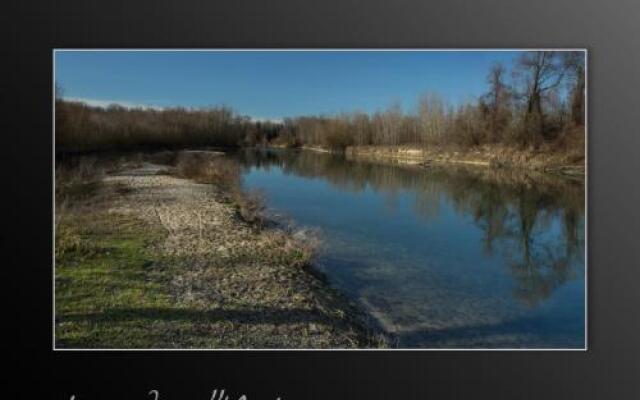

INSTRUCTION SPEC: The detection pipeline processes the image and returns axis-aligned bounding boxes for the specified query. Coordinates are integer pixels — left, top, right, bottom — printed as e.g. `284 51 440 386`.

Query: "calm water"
234 148 586 348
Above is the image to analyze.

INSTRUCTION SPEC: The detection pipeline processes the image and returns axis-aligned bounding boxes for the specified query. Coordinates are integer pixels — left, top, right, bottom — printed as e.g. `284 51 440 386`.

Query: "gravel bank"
99 160 380 348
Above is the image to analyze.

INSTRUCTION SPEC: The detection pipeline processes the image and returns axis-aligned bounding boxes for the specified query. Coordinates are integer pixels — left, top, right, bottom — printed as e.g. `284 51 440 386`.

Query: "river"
233 148 586 349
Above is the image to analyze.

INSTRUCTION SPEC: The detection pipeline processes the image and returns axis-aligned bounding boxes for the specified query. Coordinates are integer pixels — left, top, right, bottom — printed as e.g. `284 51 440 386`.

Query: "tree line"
56 51 584 153
55 96 281 152
276 51 585 151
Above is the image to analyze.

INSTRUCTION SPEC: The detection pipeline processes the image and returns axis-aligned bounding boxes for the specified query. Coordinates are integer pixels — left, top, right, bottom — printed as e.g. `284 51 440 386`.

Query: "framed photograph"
53 48 587 351
7 1 640 399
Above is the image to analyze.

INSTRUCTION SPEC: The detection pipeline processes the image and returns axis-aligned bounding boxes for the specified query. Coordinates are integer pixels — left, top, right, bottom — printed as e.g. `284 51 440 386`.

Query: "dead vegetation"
346 132 585 174
55 151 385 348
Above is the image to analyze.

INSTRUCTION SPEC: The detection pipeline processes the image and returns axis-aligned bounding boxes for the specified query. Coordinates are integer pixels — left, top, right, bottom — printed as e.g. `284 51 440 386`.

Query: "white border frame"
52 48 588 352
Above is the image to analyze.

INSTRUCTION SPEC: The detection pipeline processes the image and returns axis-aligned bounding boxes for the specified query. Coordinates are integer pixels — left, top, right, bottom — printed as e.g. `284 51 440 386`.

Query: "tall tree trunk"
571 65 585 125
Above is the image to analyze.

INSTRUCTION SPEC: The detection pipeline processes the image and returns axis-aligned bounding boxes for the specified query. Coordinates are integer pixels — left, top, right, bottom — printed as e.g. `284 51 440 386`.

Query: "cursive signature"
69 389 283 400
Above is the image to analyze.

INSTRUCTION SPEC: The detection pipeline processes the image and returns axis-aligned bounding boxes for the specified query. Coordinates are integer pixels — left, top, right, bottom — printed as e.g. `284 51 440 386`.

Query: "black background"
4 0 640 398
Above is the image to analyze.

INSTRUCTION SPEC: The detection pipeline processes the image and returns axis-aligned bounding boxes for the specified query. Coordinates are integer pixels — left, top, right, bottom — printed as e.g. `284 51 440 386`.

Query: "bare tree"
514 51 569 144
481 63 512 141
518 52 566 116
417 93 447 145
376 102 403 146
563 52 586 126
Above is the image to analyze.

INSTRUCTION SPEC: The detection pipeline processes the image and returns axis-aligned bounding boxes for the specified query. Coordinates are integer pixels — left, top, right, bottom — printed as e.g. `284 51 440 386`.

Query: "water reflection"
234 148 585 348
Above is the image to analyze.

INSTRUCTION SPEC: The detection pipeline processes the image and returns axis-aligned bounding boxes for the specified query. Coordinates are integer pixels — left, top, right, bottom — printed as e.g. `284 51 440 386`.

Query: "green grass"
55 212 244 348
55 213 181 348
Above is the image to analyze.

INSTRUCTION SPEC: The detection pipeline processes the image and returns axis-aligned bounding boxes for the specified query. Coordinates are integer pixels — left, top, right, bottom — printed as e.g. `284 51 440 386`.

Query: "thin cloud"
64 97 164 111
250 116 284 124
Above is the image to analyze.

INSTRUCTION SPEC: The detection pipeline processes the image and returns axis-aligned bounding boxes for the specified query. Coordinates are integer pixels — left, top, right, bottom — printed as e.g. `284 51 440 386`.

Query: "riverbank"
297 142 585 177
55 151 385 349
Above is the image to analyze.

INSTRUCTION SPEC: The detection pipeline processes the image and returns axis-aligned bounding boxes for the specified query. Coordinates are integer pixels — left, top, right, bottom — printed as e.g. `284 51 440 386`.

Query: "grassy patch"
55 212 245 348
55 212 177 348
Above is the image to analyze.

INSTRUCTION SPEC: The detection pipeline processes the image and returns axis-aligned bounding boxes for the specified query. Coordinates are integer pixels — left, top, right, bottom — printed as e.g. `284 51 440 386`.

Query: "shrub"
174 151 241 190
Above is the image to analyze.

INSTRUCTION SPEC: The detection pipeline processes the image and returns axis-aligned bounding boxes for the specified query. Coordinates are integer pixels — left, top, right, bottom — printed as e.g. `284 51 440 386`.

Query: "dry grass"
173 151 240 189
55 156 103 201
55 152 385 348
169 150 268 226
55 157 103 259
347 137 585 174
233 189 265 227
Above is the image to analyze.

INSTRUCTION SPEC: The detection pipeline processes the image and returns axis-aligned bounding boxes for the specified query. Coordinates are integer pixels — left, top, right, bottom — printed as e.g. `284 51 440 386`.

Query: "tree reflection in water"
234 148 585 346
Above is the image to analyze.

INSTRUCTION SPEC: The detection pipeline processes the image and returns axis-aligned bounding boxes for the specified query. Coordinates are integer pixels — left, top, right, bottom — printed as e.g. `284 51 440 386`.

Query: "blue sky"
55 50 522 120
